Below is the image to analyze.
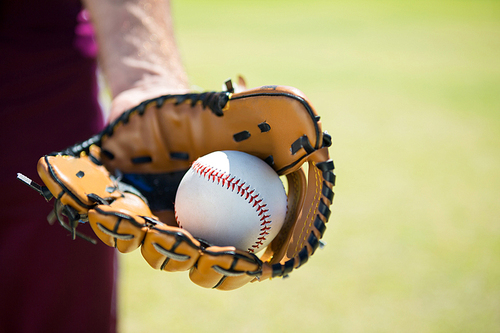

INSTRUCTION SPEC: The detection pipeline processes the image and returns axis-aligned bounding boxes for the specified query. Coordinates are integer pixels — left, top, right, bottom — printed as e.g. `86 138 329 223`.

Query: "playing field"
117 1 500 332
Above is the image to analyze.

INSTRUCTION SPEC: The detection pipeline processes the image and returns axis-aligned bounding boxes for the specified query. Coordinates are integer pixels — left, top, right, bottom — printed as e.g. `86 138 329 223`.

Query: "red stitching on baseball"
192 160 273 253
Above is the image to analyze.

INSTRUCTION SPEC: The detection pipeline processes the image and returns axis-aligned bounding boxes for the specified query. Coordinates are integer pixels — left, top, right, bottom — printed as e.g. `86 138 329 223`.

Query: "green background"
117 1 500 332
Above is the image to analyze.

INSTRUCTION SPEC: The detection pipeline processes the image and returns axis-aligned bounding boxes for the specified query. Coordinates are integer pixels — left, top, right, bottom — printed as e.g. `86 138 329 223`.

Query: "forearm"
82 0 189 97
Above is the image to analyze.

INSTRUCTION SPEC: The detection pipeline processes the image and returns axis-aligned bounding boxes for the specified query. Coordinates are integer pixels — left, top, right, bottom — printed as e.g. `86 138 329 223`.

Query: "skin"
82 0 190 121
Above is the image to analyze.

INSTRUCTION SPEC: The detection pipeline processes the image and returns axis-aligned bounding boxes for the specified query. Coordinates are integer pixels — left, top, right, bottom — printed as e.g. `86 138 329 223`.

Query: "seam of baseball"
191 160 271 253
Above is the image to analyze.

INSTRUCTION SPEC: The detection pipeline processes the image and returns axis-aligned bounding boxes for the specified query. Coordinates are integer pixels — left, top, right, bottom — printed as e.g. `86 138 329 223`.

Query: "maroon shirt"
0 1 117 332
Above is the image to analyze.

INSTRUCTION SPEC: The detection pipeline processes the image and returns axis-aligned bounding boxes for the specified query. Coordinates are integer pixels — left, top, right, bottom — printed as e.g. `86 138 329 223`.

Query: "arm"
82 0 190 121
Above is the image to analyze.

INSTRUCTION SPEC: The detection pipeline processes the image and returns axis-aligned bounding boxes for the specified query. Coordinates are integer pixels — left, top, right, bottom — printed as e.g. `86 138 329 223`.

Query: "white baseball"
174 150 287 253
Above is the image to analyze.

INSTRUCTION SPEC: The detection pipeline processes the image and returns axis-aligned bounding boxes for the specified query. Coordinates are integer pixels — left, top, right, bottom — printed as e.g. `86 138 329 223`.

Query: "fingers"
89 204 262 290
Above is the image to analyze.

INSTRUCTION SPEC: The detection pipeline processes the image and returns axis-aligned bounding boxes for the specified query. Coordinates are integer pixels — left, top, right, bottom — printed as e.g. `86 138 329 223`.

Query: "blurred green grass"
117 1 500 332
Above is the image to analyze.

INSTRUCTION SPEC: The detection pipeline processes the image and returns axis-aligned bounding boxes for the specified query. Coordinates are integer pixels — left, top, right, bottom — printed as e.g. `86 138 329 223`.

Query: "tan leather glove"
24 80 335 291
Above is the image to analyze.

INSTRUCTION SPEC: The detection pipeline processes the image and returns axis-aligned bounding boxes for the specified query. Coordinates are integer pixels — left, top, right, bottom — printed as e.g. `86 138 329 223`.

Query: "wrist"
108 75 190 122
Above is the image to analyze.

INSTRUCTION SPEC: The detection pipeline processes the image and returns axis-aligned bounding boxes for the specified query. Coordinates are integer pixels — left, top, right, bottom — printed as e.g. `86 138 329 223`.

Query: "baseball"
174 150 287 253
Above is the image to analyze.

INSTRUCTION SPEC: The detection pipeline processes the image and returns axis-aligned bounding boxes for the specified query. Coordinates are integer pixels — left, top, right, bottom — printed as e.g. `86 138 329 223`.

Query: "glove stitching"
190 160 273 253
61 92 230 159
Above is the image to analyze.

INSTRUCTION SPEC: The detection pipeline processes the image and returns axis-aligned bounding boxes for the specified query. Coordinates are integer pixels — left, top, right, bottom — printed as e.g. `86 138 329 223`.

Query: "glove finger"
141 224 201 272
37 154 121 213
88 193 151 252
189 246 262 291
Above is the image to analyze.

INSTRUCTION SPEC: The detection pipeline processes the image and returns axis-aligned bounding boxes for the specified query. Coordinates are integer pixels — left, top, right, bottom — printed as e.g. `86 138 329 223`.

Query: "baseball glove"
19 79 335 291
